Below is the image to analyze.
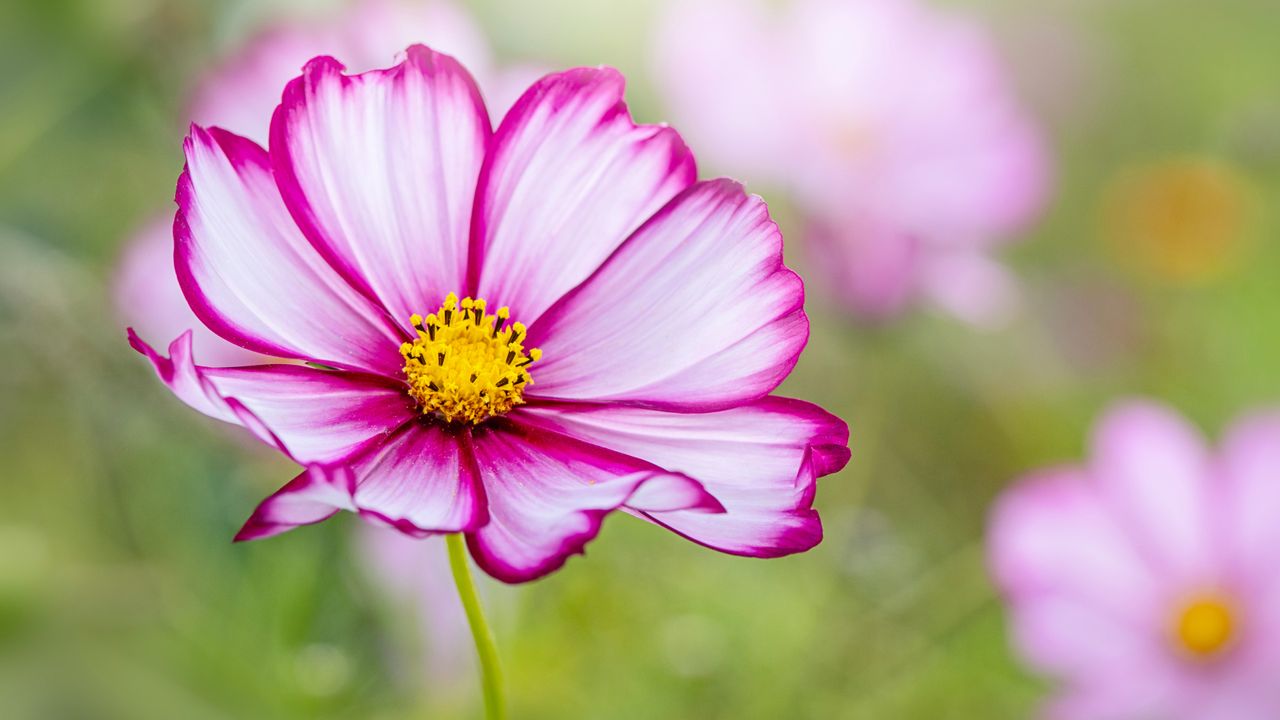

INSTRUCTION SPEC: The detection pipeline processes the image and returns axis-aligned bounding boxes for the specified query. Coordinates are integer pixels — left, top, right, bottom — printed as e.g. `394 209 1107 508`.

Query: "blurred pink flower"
654 0 1049 326
129 45 850 582
990 400 1280 719
113 0 541 367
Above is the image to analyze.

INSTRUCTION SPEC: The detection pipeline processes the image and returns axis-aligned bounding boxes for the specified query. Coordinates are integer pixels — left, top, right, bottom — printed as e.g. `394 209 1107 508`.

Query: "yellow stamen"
1174 596 1236 658
400 293 540 425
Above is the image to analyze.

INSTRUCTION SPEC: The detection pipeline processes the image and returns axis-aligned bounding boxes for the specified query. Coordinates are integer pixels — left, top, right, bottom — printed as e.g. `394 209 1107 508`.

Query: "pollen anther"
400 293 540 425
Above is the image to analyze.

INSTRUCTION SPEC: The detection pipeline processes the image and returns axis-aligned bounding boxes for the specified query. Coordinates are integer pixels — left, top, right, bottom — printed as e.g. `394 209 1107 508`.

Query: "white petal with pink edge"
271 47 490 329
350 422 486 535
236 423 485 542
130 330 413 465
513 397 848 557
470 66 695 324
236 464 358 541
177 126 403 375
465 421 721 583
528 180 806 412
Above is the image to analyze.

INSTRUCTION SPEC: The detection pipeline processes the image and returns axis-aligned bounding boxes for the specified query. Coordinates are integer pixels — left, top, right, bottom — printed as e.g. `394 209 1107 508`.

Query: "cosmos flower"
128 45 851 583
114 0 540 365
653 0 1048 326
989 400 1280 719
116 2 534 687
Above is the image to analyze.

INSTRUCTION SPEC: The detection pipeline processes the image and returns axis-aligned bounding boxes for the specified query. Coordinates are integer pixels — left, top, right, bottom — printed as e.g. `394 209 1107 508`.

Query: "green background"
2 0 1278 717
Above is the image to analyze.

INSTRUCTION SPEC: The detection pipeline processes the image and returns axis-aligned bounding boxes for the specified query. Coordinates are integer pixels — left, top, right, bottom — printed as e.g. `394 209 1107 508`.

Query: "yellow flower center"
400 293 541 425
1174 596 1236 658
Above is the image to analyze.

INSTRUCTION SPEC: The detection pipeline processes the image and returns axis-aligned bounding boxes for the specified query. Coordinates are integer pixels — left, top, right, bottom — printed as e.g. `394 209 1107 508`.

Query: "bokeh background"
2 0 1279 717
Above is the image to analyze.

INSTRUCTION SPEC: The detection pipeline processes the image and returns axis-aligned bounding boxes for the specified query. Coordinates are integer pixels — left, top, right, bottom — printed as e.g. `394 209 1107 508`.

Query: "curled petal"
350 422 487 535
236 464 357 541
515 397 848 557
129 329 413 465
236 423 486 542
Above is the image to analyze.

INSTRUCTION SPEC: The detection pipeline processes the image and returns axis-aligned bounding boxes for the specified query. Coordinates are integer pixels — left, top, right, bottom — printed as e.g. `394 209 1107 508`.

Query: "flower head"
654 0 1049 326
989 400 1280 718
129 45 850 583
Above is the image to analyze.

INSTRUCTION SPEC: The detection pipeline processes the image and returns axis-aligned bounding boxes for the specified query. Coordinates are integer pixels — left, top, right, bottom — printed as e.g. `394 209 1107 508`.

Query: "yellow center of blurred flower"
1174 596 1235 658
400 293 540 425
1104 158 1253 285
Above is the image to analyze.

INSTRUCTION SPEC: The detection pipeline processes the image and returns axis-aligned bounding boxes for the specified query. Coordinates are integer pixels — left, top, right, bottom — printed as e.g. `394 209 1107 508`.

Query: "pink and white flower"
116 1 536 682
114 0 540 366
989 400 1280 719
654 0 1049 326
129 45 850 583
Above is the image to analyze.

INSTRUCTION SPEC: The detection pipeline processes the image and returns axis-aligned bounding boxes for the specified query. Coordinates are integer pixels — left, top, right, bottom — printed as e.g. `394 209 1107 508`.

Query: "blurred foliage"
2 0 1279 718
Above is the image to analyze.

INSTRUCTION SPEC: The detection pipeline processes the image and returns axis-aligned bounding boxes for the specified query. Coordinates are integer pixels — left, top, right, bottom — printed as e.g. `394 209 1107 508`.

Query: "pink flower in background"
114 0 540 366
654 0 1049 326
129 45 850 582
989 401 1280 719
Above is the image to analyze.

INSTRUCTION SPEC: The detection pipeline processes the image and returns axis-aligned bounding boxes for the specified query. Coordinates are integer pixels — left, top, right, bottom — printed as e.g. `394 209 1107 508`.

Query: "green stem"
445 533 506 720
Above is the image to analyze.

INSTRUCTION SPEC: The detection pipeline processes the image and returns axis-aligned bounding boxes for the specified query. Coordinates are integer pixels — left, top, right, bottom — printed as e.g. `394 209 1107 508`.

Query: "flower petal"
177 125 403 374
528 180 806 411
514 397 848 557
236 464 357 541
115 215 265 367
1219 410 1280 592
470 66 695 324
270 47 490 329
129 329 413 465
236 423 486 542
465 421 719 583
987 467 1163 622
1088 400 1215 584
350 422 486 535
1010 594 1171 709
988 471 1179 712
